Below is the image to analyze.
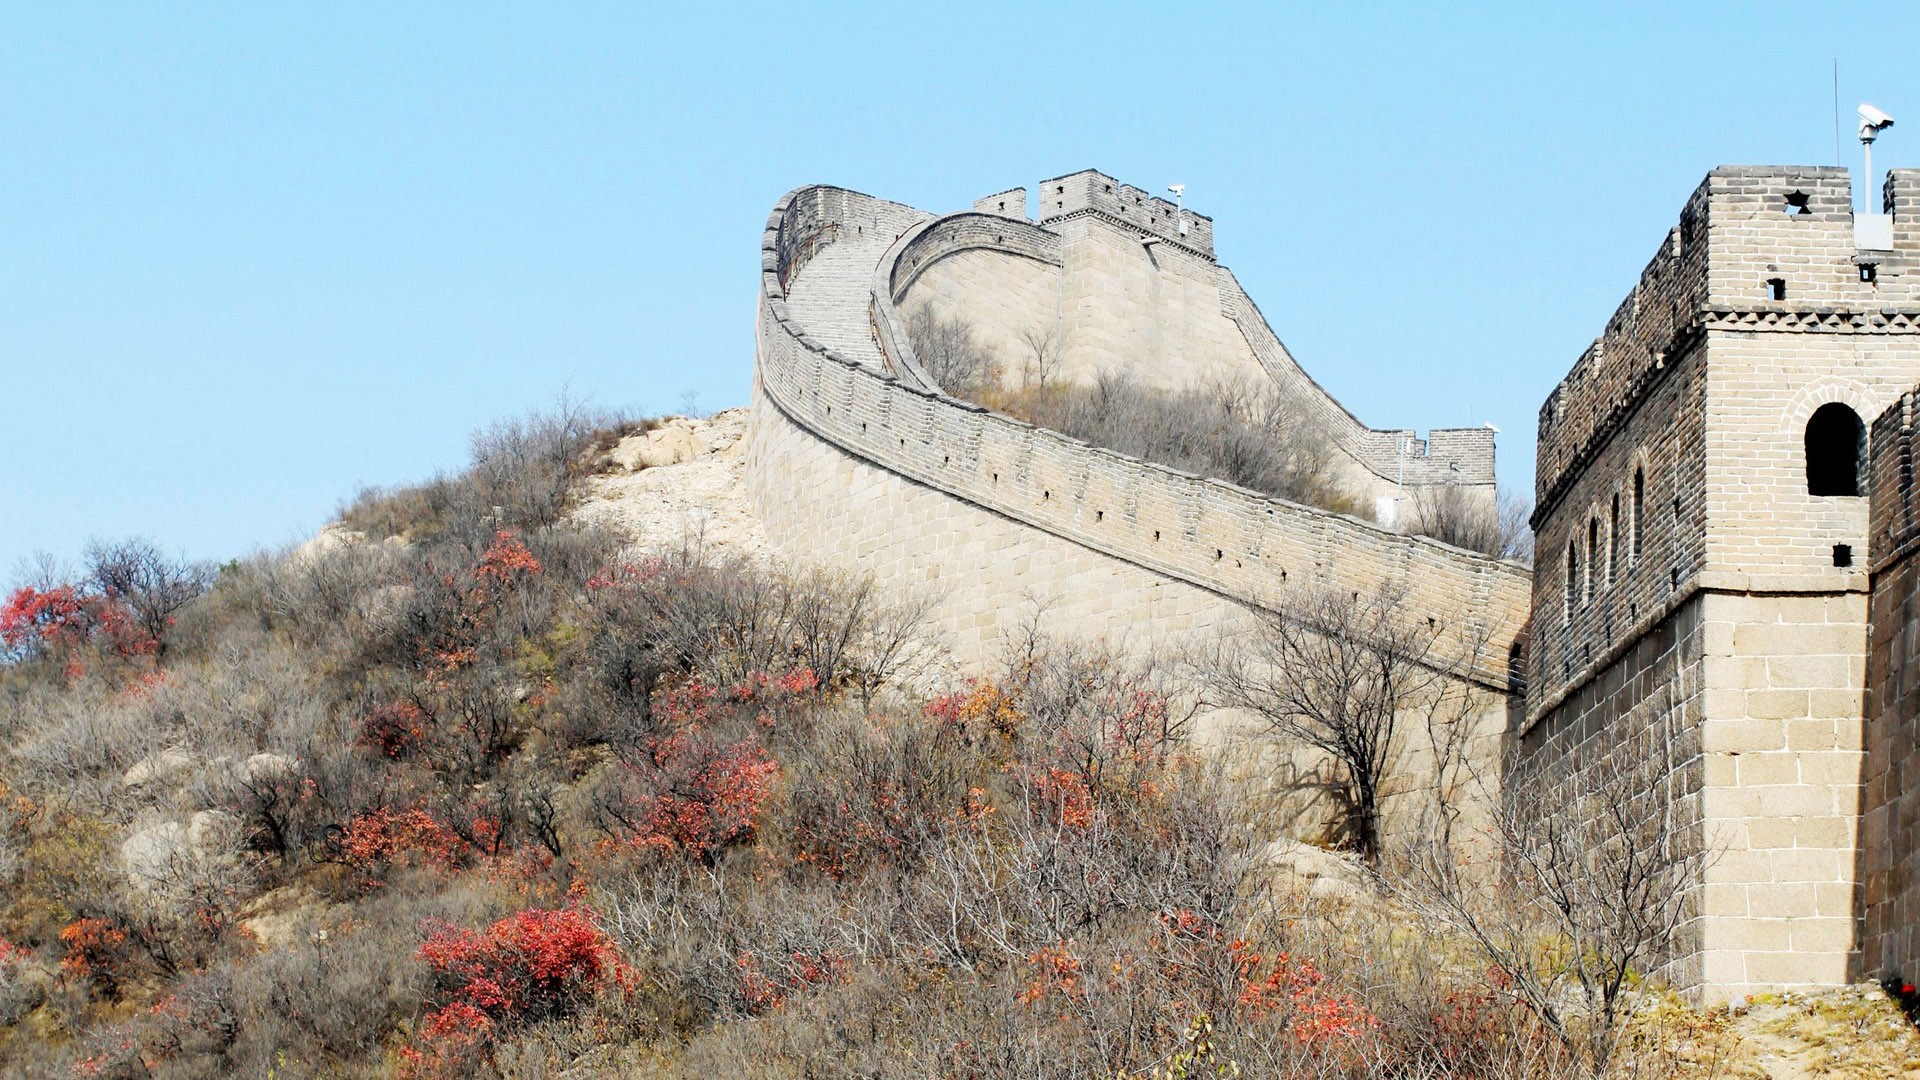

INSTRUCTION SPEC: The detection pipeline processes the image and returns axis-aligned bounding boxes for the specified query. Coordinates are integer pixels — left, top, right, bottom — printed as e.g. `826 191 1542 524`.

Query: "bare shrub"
80 538 215 658
987 371 1358 515
469 394 613 533
6 683 171 818
338 395 633 544
562 547 935 750
1192 584 1485 863
904 303 997 396
1394 701 1709 1078
1411 483 1536 561
280 539 389 624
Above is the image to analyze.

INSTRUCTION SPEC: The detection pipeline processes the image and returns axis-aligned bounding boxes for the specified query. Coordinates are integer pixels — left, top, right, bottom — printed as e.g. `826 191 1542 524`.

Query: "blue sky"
4 2 1914 574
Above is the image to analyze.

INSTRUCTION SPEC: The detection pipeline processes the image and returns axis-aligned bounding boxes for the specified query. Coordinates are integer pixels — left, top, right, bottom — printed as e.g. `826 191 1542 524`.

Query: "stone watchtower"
1524 167 1920 999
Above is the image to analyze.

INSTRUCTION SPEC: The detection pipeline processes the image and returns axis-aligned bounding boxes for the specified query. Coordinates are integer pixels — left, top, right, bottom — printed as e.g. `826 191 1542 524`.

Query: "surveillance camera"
1167 184 1185 196
1859 103 1895 140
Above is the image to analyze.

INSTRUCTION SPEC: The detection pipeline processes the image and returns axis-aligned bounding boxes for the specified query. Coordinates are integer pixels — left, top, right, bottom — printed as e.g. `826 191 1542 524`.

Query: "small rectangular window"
1767 278 1788 301
1861 263 1879 284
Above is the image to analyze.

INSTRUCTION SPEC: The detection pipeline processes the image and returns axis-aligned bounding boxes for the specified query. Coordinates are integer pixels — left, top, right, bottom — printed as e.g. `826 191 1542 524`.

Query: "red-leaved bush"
405 906 625 1073
59 918 132 995
1232 940 1379 1045
597 730 777 865
333 807 469 882
0 583 156 671
359 701 432 758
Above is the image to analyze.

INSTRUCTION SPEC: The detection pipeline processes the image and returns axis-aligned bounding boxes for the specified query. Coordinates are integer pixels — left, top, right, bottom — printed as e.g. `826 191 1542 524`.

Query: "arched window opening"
1586 516 1599 605
1805 403 1866 497
1565 545 1578 626
1608 494 1621 586
1632 468 1645 561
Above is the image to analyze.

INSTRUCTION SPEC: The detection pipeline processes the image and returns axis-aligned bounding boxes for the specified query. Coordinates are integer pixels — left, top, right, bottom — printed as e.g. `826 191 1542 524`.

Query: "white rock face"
1263 838 1368 896
124 748 196 789
289 523 368 565
120 810 240 893
609 422 710 472
574 409 770 561
241 752 297 784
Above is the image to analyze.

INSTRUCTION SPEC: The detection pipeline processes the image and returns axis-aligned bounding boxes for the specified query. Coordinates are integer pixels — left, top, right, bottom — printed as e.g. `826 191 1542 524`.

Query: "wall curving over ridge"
749 183 1530 690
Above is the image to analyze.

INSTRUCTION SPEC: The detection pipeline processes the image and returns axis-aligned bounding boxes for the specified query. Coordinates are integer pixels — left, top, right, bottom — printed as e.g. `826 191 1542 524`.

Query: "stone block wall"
896 248 1063 385
1694 589 1867 995
1529 331 1708 706
875 178 1497 520
1862 390 1920 983
1038 168 1214 259
1528 164 1920 999
1044 211 1271 392
759 185 1531 690
972 187 1029 219
747 372 1514 846
1523 585 1864 1000
1520 594 1709 989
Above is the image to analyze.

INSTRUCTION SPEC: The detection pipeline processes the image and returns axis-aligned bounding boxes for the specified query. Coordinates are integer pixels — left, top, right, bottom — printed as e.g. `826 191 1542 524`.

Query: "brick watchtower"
1525 167 1920 1000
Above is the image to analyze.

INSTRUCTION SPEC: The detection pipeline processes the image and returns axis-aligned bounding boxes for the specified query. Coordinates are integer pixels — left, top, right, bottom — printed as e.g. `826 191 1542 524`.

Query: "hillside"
0 405 1915 1078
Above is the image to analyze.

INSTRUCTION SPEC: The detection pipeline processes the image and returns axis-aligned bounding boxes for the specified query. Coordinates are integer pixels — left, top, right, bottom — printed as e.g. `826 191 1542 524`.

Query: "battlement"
1536 166 1920 521
1037 169 1216 259
1871 388 1920 571
755 183 1527 690
972 187 1028 220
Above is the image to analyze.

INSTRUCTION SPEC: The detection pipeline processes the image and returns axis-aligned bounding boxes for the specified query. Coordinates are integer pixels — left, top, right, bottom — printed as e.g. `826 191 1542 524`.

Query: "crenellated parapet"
1525 164 1920 1002
1037 169 1215 260
754 183 1530 689
1536 167 1920 527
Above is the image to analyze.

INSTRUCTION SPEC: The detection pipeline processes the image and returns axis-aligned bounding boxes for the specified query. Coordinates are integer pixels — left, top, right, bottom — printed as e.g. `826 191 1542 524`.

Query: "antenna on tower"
1833 60 1842 166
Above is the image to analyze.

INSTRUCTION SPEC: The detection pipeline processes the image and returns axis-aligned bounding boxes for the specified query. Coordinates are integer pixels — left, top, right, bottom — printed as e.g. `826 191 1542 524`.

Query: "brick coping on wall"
759 184 1530 691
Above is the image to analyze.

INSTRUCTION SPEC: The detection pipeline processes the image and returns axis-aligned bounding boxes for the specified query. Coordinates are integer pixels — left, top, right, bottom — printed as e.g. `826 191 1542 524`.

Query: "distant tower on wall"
1524 165 1920 1001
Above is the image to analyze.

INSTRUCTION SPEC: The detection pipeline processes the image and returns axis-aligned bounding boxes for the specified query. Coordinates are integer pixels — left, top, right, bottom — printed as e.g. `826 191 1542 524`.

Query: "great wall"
741 166 1920 1001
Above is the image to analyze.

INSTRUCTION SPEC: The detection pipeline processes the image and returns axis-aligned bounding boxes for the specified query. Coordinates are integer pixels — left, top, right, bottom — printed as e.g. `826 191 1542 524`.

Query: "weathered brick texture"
1529 166 1920 1001
750 178 1531 853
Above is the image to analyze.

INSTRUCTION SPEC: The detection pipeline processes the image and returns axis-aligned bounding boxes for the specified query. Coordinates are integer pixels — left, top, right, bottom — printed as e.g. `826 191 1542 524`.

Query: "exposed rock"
124 748 196 789
242 752 298 784
610 423 710 472
120 810 241 893
1307 875 1362 901
575 409 770 561
1263 838 1368 895
290 523 368 565
238 884 340 949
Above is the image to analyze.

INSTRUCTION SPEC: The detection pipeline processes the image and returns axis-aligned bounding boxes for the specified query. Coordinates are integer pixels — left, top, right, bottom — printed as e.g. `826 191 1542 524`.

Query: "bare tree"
1017 323 1062 389
84 537 216 657
1498 485 1537 564
904 304 997 397
1409 484 1535 562
1394 698 1708 1078
1192 583 1476 864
